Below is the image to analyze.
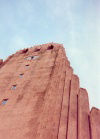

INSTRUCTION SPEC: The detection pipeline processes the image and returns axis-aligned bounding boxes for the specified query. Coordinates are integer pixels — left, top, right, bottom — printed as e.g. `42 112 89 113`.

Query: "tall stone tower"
0 43 99 139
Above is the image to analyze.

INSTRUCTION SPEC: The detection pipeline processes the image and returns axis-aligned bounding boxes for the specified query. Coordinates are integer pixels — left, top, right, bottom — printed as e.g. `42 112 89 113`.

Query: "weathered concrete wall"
0 43 99 139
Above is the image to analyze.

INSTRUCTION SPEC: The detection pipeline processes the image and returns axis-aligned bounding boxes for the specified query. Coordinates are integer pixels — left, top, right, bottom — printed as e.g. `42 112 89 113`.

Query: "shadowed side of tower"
0 43 99 139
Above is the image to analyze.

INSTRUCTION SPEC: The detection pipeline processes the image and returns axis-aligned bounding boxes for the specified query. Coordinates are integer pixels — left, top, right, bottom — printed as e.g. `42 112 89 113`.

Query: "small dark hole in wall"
11 85 17 90
47 45 54 50
25 56 31 60
31 56 34 59
19 73 24 78
1 99 8 105
34 48 40 52
25 56 39 60
22 48 28 54
25 64 29 67
32 56 39 60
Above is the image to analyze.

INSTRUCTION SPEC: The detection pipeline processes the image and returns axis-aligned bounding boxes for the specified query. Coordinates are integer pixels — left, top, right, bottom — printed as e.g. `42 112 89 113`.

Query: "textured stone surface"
78 88 90 139
0 43 99 139
67 74 79 139
58 66 73 139
90 107 100 139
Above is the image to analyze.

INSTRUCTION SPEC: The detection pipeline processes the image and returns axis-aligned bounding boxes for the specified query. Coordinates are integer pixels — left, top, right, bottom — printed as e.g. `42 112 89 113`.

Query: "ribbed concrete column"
78 88 90 139
67 74 79 139
58 66 73 139
90 107 100 139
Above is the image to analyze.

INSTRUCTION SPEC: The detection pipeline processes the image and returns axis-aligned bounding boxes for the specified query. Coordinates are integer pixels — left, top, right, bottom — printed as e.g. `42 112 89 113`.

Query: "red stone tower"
0 43 99 139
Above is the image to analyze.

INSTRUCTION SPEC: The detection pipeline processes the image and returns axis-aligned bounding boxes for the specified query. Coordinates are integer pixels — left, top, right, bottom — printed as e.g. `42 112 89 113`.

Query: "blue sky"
0 0 100 108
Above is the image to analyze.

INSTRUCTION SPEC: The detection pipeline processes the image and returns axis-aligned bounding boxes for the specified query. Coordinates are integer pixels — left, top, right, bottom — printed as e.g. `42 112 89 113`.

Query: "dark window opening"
25 56 39 60
11 85 17 90
2 99 8 105
25 64 29 67
47 45 54 50
19 73 24 78
25 56 31 60
34 48 40 52
22 48 28 54
32 56 39 60
31 56 34 59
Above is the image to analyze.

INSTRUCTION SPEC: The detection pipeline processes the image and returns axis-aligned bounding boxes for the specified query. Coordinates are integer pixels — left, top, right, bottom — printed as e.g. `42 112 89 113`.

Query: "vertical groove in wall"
88 115 92 139
43 49 59 93
34 48 66 139
35 48 59 100
66 80 71 139
77 94 78 139
57 70 66 139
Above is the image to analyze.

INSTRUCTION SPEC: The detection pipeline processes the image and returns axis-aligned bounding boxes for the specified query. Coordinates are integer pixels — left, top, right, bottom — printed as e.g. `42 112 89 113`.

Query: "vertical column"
90 107 100 139
35 48 67 139
58 66 73 139
78 88 90 139
67 74 79 139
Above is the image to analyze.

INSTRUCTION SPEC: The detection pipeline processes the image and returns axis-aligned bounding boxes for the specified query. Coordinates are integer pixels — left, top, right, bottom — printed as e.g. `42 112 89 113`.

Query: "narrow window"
21 48 28 54
25 56 32 60
11 85 17 90
25 56 39 60
47 45 54 50
34 48 40 52
25 64 29 67
32 56 39 60
19 73 24 78
31 56 34 59
1 99 8 105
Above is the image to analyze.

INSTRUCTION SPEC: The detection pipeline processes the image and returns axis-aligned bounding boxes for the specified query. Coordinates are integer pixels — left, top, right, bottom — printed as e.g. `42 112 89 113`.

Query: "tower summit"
0 43 99 139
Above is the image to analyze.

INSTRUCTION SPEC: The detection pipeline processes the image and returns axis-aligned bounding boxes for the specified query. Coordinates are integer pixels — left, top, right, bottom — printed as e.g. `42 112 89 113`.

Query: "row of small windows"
22 45 54 54
1 73 24 105
1 45 54 105
25 45 54 61
11 71 25 90
1 62 29 105
34 45 54 51
33 45 54 52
